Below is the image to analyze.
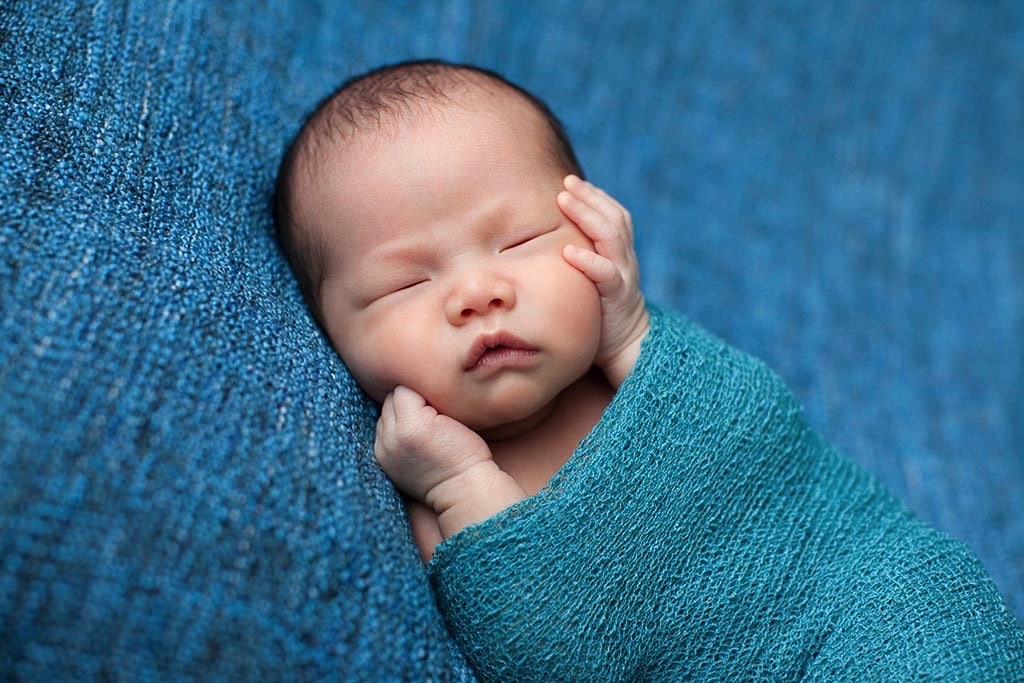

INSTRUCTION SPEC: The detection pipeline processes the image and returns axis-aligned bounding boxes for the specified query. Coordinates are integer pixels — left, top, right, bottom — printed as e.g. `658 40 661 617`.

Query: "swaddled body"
429 306 1024 681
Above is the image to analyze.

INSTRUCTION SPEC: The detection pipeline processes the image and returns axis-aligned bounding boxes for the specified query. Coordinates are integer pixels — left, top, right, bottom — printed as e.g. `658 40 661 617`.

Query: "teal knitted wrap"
428 307 1024 681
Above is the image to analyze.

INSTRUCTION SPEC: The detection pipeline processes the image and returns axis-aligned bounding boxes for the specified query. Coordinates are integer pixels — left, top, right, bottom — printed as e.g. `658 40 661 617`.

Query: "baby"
275 60 1024 681
274 59 649 561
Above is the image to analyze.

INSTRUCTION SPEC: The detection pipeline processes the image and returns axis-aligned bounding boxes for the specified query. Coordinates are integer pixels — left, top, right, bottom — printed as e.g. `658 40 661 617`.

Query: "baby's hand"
374 386 525 538
558 175 650 387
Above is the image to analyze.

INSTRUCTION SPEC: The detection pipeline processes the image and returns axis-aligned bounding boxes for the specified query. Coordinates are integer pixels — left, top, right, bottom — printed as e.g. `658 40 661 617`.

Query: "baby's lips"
464 330 536 370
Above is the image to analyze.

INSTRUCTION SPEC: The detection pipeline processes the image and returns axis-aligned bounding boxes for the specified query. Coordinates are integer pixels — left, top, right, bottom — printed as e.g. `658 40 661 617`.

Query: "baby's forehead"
297 97 553 209
291 87 563 260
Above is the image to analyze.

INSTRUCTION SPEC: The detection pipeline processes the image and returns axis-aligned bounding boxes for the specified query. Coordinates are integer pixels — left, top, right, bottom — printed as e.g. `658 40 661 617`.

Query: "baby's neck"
484 367 614 497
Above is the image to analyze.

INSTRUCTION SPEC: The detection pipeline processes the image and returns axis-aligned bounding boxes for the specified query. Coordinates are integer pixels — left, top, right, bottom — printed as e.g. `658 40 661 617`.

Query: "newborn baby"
275 60 1024 681
274 59 648 561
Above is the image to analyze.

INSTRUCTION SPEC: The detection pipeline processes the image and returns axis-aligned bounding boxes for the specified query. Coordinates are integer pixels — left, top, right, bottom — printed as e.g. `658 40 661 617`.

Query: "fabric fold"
428 306 1024 681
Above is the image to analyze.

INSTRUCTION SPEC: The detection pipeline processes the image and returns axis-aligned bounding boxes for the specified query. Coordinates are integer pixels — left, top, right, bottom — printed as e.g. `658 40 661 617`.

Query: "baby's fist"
374 386 492 503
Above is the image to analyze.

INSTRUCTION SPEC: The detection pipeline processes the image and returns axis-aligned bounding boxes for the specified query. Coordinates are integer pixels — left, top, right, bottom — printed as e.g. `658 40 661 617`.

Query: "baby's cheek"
346 359 390 403
559 248 601 299
560 261 603 353
354 340 455 411
342 336 406 403
420 385 466 422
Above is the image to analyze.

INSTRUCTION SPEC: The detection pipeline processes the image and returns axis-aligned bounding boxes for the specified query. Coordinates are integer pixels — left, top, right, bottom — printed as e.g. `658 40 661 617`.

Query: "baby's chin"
442 393 561 441
427 366 594 438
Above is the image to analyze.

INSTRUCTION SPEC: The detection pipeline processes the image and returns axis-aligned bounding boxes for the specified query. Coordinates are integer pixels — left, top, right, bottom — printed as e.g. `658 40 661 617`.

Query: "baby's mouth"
464 332 539 372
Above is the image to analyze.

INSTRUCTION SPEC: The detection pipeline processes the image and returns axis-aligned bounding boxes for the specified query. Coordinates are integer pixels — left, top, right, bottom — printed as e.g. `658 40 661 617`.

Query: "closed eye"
380 279 428 298
501 227 557 252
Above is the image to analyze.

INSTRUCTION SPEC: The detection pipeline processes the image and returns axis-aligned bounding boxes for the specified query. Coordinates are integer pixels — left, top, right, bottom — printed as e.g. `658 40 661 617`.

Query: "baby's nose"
445 273 516 324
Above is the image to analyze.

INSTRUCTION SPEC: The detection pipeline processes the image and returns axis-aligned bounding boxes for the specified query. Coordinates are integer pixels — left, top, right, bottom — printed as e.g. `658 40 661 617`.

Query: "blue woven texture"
430 307 1024 680
1 0 1021 680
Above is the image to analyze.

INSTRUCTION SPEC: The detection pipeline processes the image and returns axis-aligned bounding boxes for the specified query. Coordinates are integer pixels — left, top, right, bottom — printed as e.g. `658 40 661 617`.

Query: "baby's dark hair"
273 59 584 310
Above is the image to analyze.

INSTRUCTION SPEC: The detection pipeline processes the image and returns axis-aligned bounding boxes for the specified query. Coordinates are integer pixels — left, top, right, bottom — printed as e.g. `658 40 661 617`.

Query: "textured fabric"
429 307 1024 681
2 0 1022 680
0 2 474 681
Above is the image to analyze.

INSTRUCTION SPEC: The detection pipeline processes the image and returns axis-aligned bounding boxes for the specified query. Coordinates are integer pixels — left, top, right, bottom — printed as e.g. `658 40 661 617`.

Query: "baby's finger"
379 391 397 428
374 393 394 461
558 189 616 242
373 420 388 463
391 384 427 419
558 196 632 271
589 185 634 241
563 244 625 297
564 176 633 240
390 385 440 451
563 205 630 270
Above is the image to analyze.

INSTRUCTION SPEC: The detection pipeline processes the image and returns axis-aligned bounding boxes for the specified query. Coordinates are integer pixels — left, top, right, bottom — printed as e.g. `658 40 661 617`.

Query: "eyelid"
371 278 428 302
501 225 559 252
390 279 428 294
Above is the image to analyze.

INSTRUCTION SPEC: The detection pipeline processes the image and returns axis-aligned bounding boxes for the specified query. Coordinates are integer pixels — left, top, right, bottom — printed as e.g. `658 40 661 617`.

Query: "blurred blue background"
2 1 1021 679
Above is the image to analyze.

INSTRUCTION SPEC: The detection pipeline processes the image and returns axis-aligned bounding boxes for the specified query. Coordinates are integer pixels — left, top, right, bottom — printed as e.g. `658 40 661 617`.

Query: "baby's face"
296 101 602 434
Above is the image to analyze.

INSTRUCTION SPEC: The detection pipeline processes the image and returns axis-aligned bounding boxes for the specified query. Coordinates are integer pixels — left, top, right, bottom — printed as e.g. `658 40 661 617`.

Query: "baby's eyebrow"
361 239 435 270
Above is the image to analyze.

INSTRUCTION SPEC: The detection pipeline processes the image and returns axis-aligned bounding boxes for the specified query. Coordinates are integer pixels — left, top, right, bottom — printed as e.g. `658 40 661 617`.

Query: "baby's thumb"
391 384 427 414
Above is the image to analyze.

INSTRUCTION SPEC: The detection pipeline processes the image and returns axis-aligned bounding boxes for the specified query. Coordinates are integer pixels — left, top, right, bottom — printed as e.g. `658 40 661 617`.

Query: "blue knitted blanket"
428 307 1024 681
